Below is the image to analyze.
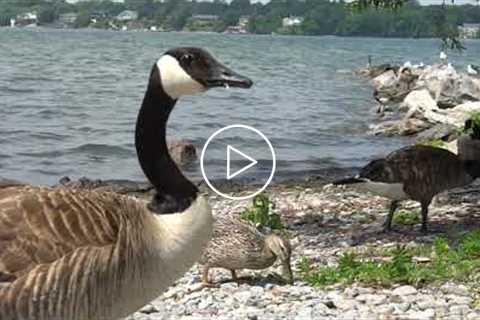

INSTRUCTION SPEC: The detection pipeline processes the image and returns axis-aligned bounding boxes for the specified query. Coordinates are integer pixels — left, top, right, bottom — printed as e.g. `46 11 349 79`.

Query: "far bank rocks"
363 61 480 141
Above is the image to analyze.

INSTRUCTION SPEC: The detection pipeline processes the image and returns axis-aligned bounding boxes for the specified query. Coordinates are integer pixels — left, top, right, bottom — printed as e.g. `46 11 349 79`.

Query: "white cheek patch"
357 180 408 201
156 55 206 99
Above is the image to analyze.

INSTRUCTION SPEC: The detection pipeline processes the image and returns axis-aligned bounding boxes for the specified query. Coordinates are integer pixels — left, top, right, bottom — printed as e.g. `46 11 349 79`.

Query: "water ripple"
3 29 477 184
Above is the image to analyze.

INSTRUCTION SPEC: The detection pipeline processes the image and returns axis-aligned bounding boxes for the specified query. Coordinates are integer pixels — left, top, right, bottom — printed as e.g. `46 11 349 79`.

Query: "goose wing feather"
0 185 123 281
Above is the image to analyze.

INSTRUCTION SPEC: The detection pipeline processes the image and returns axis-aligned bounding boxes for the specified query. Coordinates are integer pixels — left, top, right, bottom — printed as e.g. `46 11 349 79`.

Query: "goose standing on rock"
333 145 480 233
0 47 252 320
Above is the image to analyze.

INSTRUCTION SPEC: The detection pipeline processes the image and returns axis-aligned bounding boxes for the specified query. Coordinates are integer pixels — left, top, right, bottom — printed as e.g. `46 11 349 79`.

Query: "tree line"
1 0 479 39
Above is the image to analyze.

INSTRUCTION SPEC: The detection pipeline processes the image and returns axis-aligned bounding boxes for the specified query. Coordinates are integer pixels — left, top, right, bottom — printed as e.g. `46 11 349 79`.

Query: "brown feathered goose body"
0 186 210 319
334 145 480 232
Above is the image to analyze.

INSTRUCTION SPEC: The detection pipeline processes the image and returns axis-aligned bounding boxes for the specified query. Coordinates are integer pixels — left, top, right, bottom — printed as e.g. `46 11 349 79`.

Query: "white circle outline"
200 124 276 200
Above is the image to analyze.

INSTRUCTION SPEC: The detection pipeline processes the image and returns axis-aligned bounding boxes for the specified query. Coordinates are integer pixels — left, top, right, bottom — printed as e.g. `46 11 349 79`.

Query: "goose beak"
205 64 253 89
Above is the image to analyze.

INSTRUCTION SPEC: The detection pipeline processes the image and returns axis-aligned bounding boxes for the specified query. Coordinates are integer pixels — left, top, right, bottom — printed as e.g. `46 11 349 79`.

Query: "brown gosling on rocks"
0 47 252 320
199 215 293 286
333 145 480 233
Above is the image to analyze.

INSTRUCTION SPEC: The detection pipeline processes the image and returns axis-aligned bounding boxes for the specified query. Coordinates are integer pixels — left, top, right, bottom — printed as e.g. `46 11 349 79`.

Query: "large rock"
402 90 480 127
416 123 456 142
371 68 417 104
444 101 480 127
361 63 398 78
167 139 197 167
418 64 480 108
372 70 397 89
402 89 440 122
369 118 430 136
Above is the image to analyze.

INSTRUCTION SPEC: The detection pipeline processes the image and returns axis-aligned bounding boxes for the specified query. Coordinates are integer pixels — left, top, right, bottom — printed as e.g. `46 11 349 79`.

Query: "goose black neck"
135 71 198 214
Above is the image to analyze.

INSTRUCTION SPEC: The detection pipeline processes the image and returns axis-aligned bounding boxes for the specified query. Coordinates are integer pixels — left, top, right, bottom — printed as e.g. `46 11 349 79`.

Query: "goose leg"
202 266 211 284
420 201 429 233
230 269 238 282
383 200 399 232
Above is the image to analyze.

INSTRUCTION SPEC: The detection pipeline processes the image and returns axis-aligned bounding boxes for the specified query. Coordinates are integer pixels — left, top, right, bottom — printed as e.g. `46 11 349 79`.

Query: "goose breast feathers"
0 185 212 320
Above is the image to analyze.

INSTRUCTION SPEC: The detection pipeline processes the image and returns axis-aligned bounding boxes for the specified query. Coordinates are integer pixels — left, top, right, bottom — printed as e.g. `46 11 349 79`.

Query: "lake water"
1 28 479 185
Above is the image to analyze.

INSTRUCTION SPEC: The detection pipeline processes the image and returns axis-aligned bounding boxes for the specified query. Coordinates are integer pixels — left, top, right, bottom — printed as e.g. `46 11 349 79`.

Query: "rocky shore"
361 60 480 145
82 180 479 320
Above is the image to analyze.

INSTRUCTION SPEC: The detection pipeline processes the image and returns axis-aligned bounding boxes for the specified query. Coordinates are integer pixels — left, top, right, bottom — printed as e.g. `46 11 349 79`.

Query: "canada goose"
0 47 252 320
199 215 293 286
333 145 480 233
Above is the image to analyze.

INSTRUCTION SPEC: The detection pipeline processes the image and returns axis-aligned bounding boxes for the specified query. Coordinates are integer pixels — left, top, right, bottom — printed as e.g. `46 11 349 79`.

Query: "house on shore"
282 16 304 28
16 12 37 27
224 16 250 34
186 15 221 31
191 15 220 23
116 10 138 22
459 23 480 39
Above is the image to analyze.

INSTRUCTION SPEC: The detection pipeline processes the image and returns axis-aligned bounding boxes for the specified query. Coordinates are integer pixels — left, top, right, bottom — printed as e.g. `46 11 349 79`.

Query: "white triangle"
226 145 258 180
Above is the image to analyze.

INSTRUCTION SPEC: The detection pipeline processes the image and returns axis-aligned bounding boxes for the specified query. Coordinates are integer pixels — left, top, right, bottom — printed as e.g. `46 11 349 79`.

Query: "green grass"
240 194 284 230
393 209 420 226
299 230 480 287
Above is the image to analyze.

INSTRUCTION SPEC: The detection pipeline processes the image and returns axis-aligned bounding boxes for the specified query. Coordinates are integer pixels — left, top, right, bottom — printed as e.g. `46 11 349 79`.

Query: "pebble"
124 188 478 319
392 285 418 296
441 283 471 296
406 309 435 320
450 304 471 316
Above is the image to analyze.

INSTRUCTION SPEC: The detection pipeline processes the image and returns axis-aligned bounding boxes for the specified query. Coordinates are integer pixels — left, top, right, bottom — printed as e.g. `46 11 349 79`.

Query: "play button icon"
226 145 258 180
201 124 276 200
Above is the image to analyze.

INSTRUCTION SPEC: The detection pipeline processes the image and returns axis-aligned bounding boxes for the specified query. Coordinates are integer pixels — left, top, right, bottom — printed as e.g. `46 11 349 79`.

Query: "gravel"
126 185 480 320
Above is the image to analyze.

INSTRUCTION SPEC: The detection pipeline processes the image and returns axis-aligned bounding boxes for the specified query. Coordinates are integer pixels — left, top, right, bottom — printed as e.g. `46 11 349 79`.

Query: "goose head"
154 47 253 100
265 234 293 284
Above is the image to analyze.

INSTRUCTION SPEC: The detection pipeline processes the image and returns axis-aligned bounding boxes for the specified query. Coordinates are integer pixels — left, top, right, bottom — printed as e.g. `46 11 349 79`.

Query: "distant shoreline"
4 25 480 42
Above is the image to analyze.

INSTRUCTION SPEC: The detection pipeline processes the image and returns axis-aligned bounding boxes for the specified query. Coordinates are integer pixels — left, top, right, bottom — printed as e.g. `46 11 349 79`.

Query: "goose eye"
181 54 194 64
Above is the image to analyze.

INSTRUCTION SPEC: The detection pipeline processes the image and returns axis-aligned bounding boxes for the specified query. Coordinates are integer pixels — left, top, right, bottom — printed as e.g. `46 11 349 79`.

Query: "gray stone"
406 309 435 320
416 300 436 311
416 123 455 142
139 304 159 315
343 287 359 298
233 291 252 304
392 285 418 296
167 139 197 167
376 304 395 314
450 304 471 315
448 296 473 305
295 306 313 319
355 294 387 306
339 310 360 319
467 311 480 320
392 302 411 313
441 283 471 296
